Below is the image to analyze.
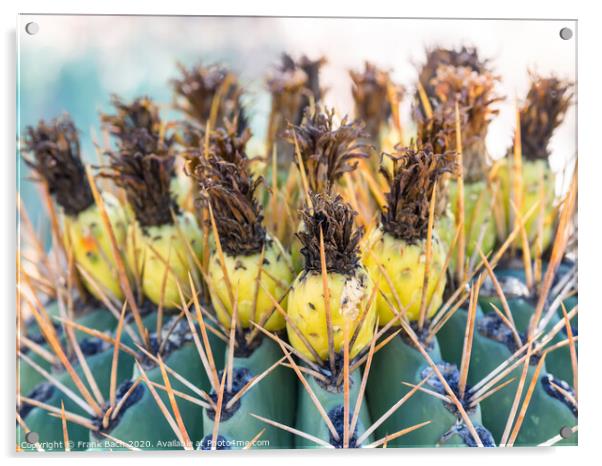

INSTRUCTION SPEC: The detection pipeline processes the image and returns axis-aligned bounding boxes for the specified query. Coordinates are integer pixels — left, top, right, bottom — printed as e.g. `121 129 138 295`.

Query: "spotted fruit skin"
208 237 292 331
286 267 376 362
363 228 446 324
64 193 127 301
127 211 202 307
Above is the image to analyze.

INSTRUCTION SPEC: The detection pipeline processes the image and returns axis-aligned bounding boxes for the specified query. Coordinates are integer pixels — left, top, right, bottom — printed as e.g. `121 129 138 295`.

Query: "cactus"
17 43 578 453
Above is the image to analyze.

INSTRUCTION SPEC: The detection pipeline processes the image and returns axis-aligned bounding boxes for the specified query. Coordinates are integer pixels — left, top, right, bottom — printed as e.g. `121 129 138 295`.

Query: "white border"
2 1 599 465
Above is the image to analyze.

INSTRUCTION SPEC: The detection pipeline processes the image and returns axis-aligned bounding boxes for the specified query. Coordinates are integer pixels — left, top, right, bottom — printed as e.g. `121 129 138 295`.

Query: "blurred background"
17 15 576 224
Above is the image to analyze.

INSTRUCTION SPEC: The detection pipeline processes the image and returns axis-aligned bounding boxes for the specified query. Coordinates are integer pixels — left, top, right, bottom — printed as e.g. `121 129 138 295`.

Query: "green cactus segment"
19 350 52 400
366 334 465 447
98 318 224 450
19 302 117 394
202 337 296 450
17 383 76 451
439 310 576 445
19 315 63 396
119 308 159 349
478 265 578 384
18 340 135 451
295 368 372 448
72 307 121 341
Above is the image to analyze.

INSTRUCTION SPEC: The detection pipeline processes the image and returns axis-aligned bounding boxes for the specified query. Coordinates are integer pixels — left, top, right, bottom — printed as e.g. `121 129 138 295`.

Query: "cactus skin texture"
366 335 465 447
94 328 224 450
295 370 372 448
126 212 202 308
437 309 576 445
477 264 577 385
18 340 135 451
287 268 376 362
363 228 446 324
208 238 292 331
202 338 296 449
19 304 119 396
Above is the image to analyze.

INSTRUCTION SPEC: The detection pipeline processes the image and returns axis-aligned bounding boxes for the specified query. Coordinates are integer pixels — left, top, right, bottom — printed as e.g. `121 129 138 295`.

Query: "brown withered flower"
284 107 370 194
380 145 457 244
350 62 405 147
23 115 94 217
298 192 363 275
517 72 574 161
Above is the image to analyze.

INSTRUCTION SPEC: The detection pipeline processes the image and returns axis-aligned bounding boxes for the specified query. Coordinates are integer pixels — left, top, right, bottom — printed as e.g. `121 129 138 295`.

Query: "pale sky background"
17 15 577 216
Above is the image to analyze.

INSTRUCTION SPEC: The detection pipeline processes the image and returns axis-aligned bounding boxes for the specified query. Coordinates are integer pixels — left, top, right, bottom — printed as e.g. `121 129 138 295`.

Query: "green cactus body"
201 337 295 450
478 265 577 384
18 383 83 452
19 301 117 395
93 325 223 451
19 349 53 401
437 306 484 369
19 307 61 396
72 307 120 342
438 309 576 445
295 369 372 448
119 309 160 350
366 334 469 447
18 340 135 451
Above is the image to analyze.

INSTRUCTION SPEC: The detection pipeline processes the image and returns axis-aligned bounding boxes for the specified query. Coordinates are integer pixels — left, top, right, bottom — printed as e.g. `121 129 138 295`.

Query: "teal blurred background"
17 15 576 229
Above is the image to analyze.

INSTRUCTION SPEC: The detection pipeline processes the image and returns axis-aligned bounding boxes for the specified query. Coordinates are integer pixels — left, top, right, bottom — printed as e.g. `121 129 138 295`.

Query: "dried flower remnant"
380 146 457 244
267 53 327 166
517 72 574 162
23 116 94 217
172 62 247 132
417 46 490 108
497 72 574 252
101 95 173 155
431 65 503 182
285 107 370 195
350 62 405 146
192 156 265 257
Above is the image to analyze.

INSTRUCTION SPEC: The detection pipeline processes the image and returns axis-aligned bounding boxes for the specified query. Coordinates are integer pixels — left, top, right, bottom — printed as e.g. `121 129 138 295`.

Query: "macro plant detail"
17 19 577 453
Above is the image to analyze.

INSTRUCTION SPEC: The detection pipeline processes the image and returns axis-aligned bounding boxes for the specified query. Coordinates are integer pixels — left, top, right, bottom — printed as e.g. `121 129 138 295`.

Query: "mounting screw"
25 431 39 444
559 27 573 40
559 426 573 439
25 22 39 35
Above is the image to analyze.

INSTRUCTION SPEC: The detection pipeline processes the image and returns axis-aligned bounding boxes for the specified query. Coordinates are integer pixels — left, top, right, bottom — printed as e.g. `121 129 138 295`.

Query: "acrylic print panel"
16 15 577 452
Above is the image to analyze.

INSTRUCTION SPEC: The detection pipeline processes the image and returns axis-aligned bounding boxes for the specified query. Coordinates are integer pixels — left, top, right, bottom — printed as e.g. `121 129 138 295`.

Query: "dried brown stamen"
517 72 574 161
298 192 363 275
22 115 94 217
380 146 457 243
430 65 503 182
172 62 247 130
285 107 370 194
350 62 405 144
191 155 265 256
